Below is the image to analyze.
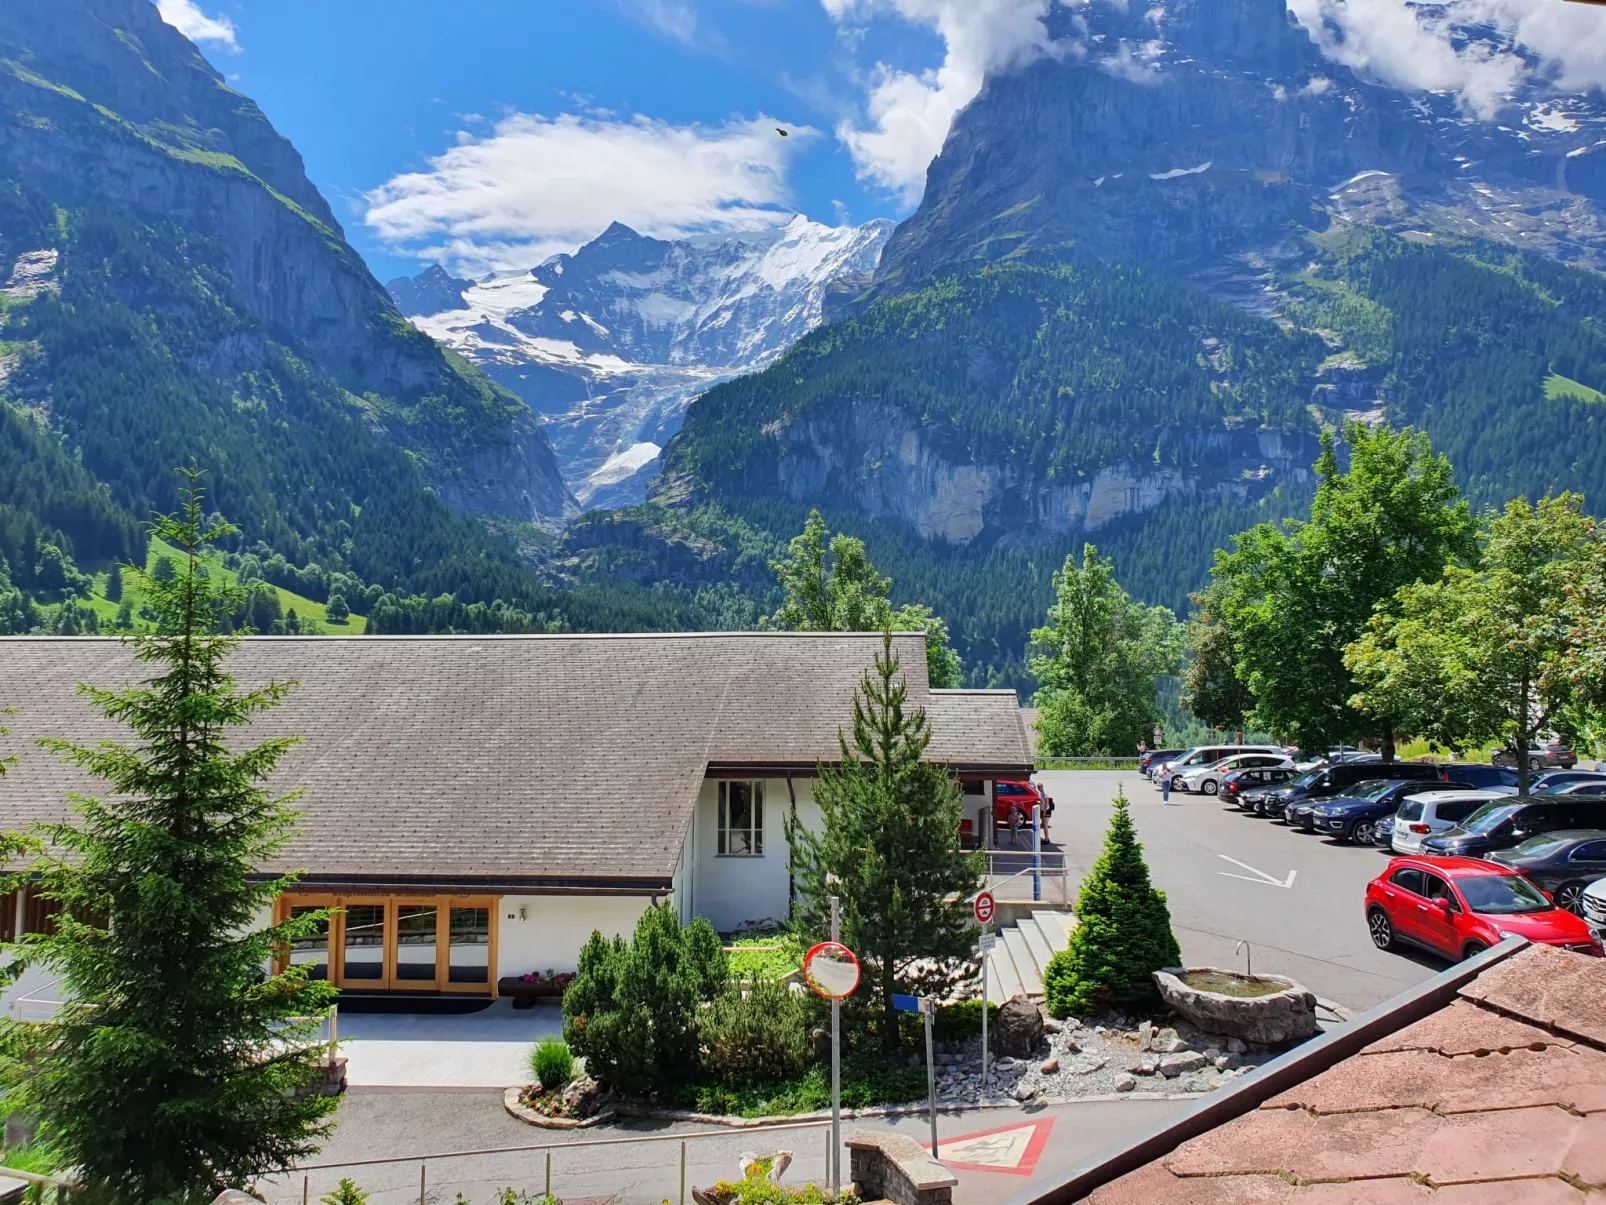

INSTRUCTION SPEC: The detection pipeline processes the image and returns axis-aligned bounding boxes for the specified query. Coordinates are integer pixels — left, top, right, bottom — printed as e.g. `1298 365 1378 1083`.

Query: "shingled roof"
0 633 1031 887
1038 941 1606 1204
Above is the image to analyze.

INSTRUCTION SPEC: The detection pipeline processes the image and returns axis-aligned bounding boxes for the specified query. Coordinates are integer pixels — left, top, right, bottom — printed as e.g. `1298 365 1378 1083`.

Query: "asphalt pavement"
1034 769 1450 1011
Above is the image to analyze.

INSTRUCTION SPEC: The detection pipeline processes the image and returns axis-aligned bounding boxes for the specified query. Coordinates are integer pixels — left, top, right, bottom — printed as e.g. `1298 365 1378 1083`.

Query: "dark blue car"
1307 779 1472 844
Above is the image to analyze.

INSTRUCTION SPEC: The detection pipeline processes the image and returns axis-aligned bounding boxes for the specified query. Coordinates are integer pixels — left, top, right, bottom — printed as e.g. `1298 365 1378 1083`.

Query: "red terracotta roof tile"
1417 1106 1583 1184
1086 1166 1294 1203
1428 1181 1591 1204
1561 1112 1606 1186
1361 998 1574 1057
1457 942 1606 1048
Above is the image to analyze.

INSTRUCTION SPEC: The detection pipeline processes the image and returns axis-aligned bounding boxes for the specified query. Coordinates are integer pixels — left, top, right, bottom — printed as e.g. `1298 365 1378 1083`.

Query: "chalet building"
0 632 1031 1003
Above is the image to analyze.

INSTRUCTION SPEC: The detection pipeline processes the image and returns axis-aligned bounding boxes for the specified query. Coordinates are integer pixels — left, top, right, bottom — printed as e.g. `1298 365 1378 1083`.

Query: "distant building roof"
0 633 1032 888
1041 942 1606 1204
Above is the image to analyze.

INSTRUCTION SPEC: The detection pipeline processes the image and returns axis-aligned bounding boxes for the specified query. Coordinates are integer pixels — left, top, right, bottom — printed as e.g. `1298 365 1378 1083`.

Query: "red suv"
995 780 1054 827
1365 856 1602 961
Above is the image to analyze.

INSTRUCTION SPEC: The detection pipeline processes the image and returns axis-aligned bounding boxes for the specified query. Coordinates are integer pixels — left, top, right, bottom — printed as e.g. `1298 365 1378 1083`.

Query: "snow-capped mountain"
391 215 893 508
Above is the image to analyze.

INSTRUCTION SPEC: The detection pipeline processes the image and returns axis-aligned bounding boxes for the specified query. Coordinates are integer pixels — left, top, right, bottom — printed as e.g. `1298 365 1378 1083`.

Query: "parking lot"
1036 769 1449 1012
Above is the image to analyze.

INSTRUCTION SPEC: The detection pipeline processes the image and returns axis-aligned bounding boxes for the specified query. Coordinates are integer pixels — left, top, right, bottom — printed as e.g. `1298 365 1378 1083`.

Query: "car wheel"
1556 881 1587 916
1529 757 1543 771
1203 780 1219 796
1368 908 1396 951
1351 820 1373 844
1463 940 1489 960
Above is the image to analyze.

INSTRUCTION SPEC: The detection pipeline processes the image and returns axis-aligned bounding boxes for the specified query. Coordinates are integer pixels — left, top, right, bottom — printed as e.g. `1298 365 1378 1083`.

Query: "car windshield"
1293 769 1326 788
1511 833 1574 857
1460 804 1521 834
1352 780 1400 800
1455 874 1552 915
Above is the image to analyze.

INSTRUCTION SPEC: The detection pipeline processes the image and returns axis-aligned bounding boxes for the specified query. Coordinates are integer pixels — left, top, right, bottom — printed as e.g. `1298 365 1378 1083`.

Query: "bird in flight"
776 127 789 137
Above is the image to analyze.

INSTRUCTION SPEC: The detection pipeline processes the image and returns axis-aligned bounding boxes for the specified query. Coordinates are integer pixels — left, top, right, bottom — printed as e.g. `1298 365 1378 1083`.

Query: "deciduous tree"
1347 494 1595 793
787 632 982 1052
0 471 337 1203
1183 582 1254 734
1213 424 1475 756
1030 544 1183 756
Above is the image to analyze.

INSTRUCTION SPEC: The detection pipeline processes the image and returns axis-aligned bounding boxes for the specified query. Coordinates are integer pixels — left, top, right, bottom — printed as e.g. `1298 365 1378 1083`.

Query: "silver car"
1389 789 1509 855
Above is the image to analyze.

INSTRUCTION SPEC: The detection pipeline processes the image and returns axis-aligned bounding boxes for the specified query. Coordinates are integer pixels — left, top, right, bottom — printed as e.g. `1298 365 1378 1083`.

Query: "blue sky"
156 0 1034 283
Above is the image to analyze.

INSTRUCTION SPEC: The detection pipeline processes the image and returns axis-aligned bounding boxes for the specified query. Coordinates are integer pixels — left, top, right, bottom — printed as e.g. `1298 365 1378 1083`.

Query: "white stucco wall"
675 776 821 934
494 893 654 979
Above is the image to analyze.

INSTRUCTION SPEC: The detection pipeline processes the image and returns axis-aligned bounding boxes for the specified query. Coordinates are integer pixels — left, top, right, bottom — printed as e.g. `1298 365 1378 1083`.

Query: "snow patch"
1150 162 1212 180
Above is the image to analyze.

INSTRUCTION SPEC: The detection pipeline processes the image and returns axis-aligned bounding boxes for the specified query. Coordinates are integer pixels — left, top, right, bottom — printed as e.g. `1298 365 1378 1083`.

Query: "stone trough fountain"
1152 966 1320 1045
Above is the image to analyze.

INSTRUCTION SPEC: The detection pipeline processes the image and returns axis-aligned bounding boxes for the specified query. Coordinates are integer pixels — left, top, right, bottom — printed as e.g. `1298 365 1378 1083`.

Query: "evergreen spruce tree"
1043 790 1180 1018
0 470 337 1203
787 631 982 1052
105 561 123 603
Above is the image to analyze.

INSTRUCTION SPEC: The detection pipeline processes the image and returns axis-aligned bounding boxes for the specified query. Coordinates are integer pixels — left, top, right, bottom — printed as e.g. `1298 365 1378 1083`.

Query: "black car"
1256 761 1447 821
1141 748 1185 777
1223 766 1295 810
1421 796 1606 859
1436 764 1520 791
1485 829 1606 915
1305 779 1472 844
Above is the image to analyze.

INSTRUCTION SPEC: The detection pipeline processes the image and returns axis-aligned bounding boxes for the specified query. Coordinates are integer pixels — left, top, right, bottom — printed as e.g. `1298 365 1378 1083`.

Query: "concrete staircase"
985 910 1076 1003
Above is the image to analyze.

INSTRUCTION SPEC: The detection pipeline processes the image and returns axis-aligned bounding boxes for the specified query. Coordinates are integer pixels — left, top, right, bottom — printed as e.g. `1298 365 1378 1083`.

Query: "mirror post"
830 893 841 1194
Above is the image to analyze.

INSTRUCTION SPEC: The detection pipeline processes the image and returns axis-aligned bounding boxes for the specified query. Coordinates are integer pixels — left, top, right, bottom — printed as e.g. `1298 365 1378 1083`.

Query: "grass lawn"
1395 737 1500 763
1543 372 1605 405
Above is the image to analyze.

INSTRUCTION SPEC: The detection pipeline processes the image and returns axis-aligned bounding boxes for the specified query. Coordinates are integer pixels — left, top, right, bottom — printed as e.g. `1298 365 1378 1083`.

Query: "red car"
1365 856 1603 961
994 780 1054 827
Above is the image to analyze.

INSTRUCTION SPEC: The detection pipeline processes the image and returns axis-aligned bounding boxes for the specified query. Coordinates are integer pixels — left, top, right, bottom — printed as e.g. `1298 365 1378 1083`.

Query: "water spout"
1235 939 1253 980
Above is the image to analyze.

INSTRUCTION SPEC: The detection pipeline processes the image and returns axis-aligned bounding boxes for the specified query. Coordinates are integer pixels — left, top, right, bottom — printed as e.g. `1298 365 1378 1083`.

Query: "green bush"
530 1038 574 1092
320 1179 369 1205
562 905 727 1098
1044 790 1181 1018
699 978 811 1086
931 999 999 1041
686 1054 925 1118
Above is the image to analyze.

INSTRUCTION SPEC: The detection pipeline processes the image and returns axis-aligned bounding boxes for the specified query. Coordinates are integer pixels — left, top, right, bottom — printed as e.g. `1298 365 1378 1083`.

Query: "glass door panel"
287 904 331 981
340 903 388 986
447 907 490 987
394 903 441 987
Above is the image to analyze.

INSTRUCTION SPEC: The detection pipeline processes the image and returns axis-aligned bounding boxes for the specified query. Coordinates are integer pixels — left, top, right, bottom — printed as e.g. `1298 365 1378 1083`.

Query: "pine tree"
104 561 123 602
787 631 983 1052
0 469 338 1203
1043 790 1180 1018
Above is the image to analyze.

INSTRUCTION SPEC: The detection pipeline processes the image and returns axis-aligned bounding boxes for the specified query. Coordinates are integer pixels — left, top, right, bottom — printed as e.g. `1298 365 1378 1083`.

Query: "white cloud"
1287 0 1606 119
364 112 816 275
155 0 239 52
823 0 1061 205
616 0 700 45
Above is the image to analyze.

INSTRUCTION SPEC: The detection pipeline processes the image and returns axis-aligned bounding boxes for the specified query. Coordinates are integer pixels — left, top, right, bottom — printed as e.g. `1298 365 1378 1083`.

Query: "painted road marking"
1218 854 1298 889
929 1118 1055 1176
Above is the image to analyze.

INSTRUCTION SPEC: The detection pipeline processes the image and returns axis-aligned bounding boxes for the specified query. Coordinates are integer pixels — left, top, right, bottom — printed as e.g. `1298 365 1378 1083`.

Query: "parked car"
1421 797 1606 859
1493 741 1577 770
1529 771 1606 795
1390 789 1510 855
994 780 1054 827
1327 746 1382 764
1365 856 1603 960
1140 748 1185 779
1179 752 1296 796
1583 877 1606 935
1256 761 1448 821
1223 766 1296 809
1156 744 1287 790
1542 782 1606 796
1305 779 1469 844
1431 764 1519 792
1484 830 1606 916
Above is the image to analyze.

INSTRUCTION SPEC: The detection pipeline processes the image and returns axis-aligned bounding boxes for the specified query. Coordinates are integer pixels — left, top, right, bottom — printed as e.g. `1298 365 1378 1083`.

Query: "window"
1570 841 1606 863
718 781 764 856
1436 800 1479 824
1422 874 1458 909
448 907 490 983
1390 867 1426 896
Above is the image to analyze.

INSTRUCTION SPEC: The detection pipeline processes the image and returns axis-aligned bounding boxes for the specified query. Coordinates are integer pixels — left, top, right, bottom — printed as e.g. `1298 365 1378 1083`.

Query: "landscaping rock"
1227 1037 1248 1055
1072 1057 1107 1075
812 1028 830 1062
1131 1055 1160 1076
1158 1052 1208 1078
738 1151 792 1183
1043 1017 1063 1034
1038 1058 1060 1075
1013 1082 1037 1102
1215 1054 1241 1071
994 997 1045 1057
1137 1020 1154 1051
560 1075 610 1114
1185 1076 1212 1093
1114 1073 1137 1093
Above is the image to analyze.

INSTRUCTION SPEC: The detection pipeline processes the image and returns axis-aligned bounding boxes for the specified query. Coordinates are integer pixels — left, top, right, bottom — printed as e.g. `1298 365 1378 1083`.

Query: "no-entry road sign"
974 891 995 925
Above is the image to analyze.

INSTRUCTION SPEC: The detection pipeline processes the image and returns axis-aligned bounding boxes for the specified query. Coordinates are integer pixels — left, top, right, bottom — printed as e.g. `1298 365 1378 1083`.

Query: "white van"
1389 788 1508 854
1157 745 1287 791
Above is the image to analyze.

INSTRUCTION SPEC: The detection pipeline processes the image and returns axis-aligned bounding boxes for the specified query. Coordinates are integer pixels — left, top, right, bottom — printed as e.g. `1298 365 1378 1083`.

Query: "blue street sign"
892 993 921 1013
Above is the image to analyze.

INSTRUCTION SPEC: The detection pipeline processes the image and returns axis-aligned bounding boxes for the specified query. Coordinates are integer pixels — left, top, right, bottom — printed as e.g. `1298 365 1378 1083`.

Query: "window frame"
717 780 765 857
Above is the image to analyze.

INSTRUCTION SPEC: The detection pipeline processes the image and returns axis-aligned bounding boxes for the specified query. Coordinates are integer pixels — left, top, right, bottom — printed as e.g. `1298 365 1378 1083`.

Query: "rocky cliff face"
393 215 893 507
0 0 575 527
875 0 1606 293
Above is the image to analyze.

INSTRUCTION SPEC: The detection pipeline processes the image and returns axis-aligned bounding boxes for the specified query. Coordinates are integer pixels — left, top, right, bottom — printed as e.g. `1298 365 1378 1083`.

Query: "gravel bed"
929 1011 1285 1105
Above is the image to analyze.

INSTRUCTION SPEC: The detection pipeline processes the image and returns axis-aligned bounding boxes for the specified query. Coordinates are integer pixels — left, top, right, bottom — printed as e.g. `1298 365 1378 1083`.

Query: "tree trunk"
1517 674 1531 796
1381 726 1396 763
881 960 899 1054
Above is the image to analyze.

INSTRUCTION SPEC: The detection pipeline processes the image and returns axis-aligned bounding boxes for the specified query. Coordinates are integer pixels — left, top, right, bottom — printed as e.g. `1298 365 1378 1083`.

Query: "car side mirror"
1432 896 1454 911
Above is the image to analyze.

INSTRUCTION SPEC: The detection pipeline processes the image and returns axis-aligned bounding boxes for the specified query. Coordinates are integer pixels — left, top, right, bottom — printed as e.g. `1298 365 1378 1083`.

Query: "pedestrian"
1161 766 1173 804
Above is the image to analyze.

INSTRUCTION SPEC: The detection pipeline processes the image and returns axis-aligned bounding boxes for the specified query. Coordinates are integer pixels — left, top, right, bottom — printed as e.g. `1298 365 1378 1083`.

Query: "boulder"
738 1151 792 1183
992 997 1045 1058
1153 968 1321 1045
1158 1052 1208 1077
560 1075 612 1115
1114 1073 1138 1093
1013 1082 1036 1102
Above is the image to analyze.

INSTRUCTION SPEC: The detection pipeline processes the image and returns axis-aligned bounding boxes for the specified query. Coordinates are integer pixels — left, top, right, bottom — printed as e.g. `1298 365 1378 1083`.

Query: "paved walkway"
338 1000 561 1088
261 1089 1185 1205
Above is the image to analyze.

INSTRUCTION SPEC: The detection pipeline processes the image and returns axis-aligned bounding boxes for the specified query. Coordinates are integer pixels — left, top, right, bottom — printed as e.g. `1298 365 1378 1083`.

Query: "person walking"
1161 765 1173 804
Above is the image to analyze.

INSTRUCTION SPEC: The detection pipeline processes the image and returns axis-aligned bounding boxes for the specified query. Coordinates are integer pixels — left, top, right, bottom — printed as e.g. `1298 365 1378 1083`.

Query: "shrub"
931 999 998 1041
1043 789 1180 1018
562 904 727 1098
699 978 811 1086
320 1179 369 1205
530 1038 574 1092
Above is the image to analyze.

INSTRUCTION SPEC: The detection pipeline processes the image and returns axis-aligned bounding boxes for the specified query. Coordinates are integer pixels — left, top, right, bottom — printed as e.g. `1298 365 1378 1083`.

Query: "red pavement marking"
926 1117 1056 1176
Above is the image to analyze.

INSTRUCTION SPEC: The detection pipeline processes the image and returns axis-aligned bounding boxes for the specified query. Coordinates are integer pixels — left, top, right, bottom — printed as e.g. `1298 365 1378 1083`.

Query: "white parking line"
1218 854 1298 889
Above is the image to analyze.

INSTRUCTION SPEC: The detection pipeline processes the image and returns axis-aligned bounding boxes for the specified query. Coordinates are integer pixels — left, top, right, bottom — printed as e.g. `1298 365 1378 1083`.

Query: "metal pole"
980 946 989 1090
829 894 842 1195
302 1177 309 1205
923 999 939 1158
418 1160 426 1205
1032 803 1042 902
547 1150 552 1199
679 1140 686 1205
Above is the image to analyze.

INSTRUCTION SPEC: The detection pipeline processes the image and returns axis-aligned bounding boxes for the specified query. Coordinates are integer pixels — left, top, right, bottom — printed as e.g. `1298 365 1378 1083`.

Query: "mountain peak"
387 264 473 316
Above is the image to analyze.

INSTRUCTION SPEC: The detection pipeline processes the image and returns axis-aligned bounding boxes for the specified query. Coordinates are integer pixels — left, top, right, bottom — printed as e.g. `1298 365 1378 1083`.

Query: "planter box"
498 977 566 1009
